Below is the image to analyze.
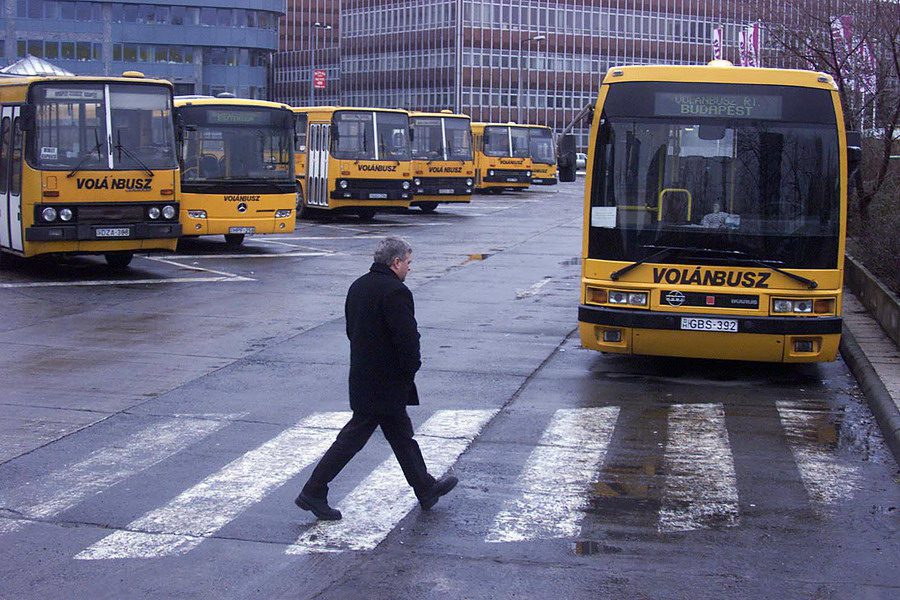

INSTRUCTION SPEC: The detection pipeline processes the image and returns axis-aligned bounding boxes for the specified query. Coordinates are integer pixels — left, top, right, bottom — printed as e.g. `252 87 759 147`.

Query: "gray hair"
373 237 412 265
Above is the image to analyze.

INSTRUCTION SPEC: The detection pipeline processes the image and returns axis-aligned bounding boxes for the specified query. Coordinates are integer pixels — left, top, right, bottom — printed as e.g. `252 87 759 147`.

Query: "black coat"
345 263 422 414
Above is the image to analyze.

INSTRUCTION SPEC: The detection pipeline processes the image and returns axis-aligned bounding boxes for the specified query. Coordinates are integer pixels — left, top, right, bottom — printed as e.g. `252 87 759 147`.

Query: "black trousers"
302 409 436 500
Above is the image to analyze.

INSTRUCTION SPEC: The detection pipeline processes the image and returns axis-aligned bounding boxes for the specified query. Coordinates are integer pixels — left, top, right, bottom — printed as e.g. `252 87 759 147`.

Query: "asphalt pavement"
0 181 897 600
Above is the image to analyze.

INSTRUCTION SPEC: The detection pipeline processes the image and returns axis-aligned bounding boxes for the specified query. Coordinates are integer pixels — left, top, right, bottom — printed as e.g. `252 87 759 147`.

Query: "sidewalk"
840 289 900 466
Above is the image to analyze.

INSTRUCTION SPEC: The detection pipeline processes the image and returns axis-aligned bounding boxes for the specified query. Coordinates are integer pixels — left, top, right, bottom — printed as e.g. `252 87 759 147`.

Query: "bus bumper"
412 194 471 204
578 305 842 363
530 177 558 185
26 222 181 242
184 216 295 236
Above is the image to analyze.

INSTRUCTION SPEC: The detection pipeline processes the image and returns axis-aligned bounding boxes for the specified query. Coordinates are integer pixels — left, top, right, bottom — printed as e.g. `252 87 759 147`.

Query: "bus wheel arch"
104 252 134 269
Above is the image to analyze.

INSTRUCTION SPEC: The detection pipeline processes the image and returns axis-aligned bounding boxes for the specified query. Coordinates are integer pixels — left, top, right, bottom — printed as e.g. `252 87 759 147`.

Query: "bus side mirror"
19 105 36 132
557 134 577 182
846 131 862 180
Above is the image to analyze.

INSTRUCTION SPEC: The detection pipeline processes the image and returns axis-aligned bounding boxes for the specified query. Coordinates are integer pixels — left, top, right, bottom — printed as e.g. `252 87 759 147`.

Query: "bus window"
445 118 473 160
332 111 375 160
0 116 9 194
32 84 106 169
411 117 443 160
295 112 307 151
483 126 508 156
510 127 530 158
109 84 176 169
11 118 22 196
376 111 411 161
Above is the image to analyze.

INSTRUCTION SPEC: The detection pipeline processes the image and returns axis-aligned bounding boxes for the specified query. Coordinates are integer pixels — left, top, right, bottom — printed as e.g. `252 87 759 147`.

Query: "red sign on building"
313 69 327 89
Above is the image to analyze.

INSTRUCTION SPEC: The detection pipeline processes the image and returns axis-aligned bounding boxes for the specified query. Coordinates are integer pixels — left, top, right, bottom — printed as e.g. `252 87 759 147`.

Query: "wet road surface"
0 182 897 599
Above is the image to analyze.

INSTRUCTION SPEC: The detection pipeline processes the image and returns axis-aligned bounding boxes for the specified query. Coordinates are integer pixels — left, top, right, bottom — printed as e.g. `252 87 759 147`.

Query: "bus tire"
104 252 134 269
417 202 438 213
224 234 245 249
298 203 317 220
357 208 377 221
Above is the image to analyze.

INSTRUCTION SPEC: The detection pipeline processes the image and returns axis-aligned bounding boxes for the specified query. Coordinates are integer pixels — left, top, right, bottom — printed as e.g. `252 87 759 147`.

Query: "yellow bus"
576 62 849 362
292 106 413 220
0 72 180 268
409 110 474 213
471 122 533 193
526 125 558 186
175 96 296 248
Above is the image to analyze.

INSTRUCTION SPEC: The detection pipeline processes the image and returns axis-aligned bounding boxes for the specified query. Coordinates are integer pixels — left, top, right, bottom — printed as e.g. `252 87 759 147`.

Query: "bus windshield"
484 126 530 158
445 117 472 160
589 82 840 269
179 105 294 182
410 117 443 160
529 128 555 164
31 82 176 170
332 111 410 161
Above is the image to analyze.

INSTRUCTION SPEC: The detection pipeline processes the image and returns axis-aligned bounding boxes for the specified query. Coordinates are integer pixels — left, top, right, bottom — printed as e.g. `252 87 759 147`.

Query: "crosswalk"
0 403 863 560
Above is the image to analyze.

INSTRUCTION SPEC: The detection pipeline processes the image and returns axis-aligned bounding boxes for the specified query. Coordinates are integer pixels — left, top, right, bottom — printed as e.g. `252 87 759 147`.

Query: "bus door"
0 106 24 252
307 122 330 208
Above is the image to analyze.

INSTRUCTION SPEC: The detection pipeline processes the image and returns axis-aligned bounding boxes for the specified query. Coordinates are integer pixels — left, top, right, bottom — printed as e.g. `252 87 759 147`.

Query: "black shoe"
419 474 459 511
295 492 342 521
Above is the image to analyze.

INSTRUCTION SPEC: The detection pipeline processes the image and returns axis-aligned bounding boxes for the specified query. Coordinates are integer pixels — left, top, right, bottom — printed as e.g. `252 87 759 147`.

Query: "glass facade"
2 1 283 100
276 1 809 150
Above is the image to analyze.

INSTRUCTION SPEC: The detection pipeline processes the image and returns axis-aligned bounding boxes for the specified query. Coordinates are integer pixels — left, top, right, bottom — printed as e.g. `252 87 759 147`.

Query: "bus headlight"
162 205 176 220
42 207 58 222
275 209 292 218
592 287 647 307
488 170 495 176
402 180 410 190
608 291 628 304
627 292 648 306
793 300 813 313
58 208 74 222
148 207 161 220
414 178 421 186
466 178 473 186
188 210 207 219
339 179 349 189
526 170 532 177
773 299 816 314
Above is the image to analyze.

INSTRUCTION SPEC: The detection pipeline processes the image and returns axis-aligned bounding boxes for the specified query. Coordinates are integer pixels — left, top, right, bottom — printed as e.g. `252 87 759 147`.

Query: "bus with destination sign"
0 72 180 267
292 106 413 220
470 122 533 193
175 96 296 248
408 110 474 212
574 62 852 362
526 125 558 185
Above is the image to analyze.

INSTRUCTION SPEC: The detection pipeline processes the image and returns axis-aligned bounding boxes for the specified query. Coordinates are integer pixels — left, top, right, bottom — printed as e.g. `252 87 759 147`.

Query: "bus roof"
290 106 409 115
601 63 837 91
0 74 174 88
174 96 291 110
471 122 534 129
409 110 470 120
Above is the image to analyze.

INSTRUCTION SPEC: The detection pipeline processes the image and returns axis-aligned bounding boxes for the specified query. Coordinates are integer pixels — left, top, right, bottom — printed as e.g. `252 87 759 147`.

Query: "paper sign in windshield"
591 206 617 228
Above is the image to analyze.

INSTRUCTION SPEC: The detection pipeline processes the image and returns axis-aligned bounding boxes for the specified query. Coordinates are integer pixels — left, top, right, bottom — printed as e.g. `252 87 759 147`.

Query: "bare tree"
759 0 899 220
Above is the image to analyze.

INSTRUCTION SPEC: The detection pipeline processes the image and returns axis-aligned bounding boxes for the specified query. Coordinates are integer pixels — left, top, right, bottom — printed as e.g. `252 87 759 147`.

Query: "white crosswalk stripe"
75 412 351 560
485 407 620 543
776 402 862 514
658 403 740 532
0 415 235 534
286 409 496 554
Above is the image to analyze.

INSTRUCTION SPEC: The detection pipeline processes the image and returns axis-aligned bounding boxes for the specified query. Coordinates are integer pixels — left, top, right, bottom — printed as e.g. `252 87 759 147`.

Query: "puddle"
571 540 623 556
559 257 581 266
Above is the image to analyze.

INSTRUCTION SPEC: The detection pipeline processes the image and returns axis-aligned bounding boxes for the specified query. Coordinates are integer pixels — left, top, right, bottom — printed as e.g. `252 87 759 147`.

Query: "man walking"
295 237 458 521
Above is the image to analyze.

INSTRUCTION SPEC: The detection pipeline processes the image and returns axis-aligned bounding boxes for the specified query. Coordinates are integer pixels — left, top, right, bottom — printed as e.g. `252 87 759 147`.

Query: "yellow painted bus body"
579 64 847 363
409 111 475 211
525 125 558 186
0 74 181 264
175 97 296 245
291 106 413 218
471 122 533 192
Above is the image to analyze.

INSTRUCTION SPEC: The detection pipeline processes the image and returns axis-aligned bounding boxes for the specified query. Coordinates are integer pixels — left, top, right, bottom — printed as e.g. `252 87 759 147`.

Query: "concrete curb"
840 325 900 467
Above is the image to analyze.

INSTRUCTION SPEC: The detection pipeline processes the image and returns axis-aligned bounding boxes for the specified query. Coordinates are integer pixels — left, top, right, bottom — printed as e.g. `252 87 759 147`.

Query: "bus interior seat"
200 154 220 178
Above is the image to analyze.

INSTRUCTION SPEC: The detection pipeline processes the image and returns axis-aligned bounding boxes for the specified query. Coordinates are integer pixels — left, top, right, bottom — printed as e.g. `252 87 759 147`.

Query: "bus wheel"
298 204 317 220
104 252 133 269
489 188 502 195
357 208 377 221
224 234 245 249
417 202 438 213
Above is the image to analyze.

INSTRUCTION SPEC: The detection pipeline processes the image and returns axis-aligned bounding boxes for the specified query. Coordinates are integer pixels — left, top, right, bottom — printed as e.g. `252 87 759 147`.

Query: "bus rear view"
579 64 847 362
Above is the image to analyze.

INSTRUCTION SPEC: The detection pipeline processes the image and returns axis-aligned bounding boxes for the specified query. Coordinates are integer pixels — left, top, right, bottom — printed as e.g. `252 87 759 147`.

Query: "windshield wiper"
725 251 819 289
115 131 154 177
610 245 681 280
67 130 104 178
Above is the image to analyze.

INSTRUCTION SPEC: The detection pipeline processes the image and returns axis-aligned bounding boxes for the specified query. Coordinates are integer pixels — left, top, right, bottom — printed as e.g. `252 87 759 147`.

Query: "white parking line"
75 412 351 560
658 403 739 532
776 402 862 514
515 277 554 299
0 415 236 534
159 251 336 260
485 407 620 543
287 409 496 554
0 276 250 289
